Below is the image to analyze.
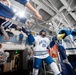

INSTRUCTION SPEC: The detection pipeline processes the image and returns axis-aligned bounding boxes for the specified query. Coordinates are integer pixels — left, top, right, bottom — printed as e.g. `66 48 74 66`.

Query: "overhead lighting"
30 15 33 17
17 11 25 18
12 8 17 13
12 7 25 18
48 23 52 26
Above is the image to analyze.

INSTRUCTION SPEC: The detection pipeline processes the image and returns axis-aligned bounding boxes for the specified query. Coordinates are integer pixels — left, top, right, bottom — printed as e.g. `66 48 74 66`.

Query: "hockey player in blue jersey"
0 0 42 42
0 0 42 29
0 0 42 20
26 29 61 75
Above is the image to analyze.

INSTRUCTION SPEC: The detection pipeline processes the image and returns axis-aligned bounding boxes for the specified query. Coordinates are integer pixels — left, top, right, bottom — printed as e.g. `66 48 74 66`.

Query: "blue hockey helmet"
39 29 46 35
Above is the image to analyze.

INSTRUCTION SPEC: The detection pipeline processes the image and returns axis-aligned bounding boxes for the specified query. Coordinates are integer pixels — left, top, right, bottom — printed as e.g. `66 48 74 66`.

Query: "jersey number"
42 44 46 47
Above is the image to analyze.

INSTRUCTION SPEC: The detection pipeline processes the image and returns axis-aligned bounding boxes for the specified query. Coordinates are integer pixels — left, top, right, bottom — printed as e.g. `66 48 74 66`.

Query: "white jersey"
33 35 50 59
62 34 76 55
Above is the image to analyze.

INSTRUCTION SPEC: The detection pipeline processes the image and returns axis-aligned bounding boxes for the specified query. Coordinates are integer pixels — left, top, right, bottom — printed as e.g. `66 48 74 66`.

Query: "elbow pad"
26 34 35 45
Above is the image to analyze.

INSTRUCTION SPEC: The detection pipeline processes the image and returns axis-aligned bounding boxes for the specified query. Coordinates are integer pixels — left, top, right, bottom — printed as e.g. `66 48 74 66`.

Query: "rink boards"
2 42 26 50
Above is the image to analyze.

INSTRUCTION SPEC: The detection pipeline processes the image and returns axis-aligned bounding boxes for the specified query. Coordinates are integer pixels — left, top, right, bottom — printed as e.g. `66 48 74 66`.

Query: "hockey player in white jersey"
26 29 61 75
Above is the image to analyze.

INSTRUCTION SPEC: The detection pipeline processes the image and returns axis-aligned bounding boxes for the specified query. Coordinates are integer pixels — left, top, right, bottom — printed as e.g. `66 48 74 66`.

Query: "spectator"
26 48 33 75
14 55 19 70
19 31 24 44
0 43 9 74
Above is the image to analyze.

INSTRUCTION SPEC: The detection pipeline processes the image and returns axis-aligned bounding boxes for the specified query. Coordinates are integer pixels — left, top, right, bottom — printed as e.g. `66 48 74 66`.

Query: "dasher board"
2 42 26 50
66 50 76 55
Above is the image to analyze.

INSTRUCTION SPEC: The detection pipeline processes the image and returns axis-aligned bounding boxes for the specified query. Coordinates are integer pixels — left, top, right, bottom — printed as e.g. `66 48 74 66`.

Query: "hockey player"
0 0 42 20
26 29 61 75
0 17 31 36
0 0 42 41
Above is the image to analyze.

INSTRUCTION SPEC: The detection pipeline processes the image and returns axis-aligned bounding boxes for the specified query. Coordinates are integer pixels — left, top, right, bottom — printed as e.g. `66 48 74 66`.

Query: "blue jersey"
19 33 24 40
0 0 28 19
0 2 14 19
15 0 28 5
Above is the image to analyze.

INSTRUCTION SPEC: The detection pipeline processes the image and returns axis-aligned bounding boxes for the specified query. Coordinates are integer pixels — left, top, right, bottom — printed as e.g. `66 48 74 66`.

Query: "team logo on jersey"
39 40 47 47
